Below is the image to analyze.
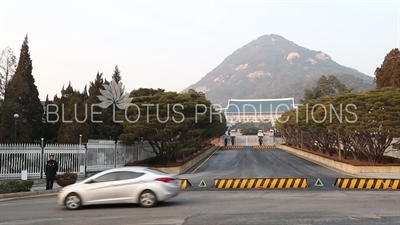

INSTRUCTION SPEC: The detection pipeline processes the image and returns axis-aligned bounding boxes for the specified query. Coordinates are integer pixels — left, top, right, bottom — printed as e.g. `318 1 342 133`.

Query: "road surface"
180 147 352 188
0 190 399 225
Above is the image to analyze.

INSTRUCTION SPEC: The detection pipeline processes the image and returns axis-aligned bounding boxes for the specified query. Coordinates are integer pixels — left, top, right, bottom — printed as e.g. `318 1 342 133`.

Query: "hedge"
0 180 34 194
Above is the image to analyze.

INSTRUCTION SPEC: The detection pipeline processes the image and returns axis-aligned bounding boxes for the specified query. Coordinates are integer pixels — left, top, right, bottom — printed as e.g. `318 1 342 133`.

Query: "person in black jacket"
45 154 58 190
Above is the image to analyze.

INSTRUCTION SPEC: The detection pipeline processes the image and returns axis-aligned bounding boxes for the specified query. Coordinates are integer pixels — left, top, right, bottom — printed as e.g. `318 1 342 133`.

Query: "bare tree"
0 46 17 98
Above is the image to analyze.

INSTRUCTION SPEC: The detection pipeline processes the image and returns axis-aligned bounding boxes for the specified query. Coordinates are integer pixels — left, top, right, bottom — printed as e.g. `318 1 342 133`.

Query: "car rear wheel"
139 190 157 208
65 193 82 210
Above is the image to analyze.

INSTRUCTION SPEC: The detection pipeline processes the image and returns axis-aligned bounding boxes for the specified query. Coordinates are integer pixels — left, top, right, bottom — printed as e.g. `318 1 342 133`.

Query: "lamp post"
40 138 44 179
137 137 143 161
13 114 19 143
337 131 342 161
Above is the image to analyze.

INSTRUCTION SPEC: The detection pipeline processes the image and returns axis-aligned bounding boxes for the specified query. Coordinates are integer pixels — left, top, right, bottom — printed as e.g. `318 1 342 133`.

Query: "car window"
93 172 118 183
117 171 145 180
145 168 169 175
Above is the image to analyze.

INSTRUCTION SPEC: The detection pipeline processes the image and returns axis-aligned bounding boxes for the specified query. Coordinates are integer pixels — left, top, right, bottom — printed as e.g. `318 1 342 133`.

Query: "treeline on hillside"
277 48 400 164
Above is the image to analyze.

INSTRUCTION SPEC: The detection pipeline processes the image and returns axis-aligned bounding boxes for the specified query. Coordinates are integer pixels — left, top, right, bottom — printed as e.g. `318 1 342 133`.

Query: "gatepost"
230 131 236 146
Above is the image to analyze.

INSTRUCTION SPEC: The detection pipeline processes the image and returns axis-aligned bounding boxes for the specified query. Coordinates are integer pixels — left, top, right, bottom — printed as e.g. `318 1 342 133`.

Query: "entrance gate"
219 135 274 146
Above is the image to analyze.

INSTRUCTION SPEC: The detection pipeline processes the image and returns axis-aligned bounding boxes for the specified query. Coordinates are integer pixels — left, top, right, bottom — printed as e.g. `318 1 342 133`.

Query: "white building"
220 98 296 126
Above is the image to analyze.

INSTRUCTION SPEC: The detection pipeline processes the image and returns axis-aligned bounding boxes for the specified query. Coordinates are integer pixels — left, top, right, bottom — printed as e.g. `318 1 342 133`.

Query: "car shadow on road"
59 200 188 211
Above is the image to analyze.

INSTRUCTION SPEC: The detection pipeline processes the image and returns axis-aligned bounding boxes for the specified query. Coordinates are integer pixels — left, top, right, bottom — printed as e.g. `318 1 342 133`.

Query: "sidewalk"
30 177 86 192
354 173 400 179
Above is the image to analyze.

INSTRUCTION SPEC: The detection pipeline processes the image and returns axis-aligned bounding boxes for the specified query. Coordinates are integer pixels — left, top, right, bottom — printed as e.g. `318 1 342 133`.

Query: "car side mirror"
86 179 94 184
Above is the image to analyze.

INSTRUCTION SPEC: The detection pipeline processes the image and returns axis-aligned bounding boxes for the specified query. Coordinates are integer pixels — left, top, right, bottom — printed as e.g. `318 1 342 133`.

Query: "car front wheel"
139 190 157 208
65 193 82 210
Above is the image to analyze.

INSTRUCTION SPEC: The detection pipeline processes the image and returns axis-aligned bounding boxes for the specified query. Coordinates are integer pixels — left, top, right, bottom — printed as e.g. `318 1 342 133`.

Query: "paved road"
0 190 399 225
180 147 352 188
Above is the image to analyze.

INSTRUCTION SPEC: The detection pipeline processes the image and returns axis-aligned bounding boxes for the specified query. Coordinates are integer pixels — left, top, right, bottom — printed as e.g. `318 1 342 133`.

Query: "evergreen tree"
86 72 107 139
301 75 352 103
374 48 400 89
42 94 59 143
97 66 124 141
0 35 44 143
112 65 121 83
57 82 91 143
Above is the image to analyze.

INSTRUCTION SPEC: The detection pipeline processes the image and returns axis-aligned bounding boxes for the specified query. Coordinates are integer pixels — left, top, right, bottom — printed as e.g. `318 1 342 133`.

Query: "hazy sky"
0 0 399 101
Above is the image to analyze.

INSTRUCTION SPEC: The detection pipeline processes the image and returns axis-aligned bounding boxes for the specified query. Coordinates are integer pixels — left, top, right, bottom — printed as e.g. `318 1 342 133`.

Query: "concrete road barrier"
214 178 308 189
179 179 192 189
220 146 245 150
252 145 275 149
334 178 400 189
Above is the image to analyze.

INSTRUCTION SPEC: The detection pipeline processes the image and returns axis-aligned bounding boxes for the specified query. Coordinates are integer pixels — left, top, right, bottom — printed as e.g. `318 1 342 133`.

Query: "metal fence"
0 143 85 179
86 140 156 173
385 138 400 159
0 140 156 179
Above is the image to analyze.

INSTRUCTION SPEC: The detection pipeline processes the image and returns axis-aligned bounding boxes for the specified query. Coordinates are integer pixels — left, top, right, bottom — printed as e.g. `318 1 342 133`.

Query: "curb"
277 146 361 178
0 189 60 201
180 146 220 174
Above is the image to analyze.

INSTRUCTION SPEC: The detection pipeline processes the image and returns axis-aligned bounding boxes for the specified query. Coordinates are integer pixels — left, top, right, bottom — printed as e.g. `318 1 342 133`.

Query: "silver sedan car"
58 166 181 210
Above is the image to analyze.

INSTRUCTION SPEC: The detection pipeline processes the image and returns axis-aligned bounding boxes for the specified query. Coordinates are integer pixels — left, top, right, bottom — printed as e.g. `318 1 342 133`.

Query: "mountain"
182 34 375 106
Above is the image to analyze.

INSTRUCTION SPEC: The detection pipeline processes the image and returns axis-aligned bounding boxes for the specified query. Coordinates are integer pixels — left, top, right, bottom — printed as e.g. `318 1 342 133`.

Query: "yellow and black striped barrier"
252 145 275 149
220 146 245 150
214 178 308 189
179 179 192 189
334 178 400 189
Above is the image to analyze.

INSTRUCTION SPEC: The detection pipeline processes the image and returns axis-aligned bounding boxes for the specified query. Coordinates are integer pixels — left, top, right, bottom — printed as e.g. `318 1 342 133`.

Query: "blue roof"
225 98 295 113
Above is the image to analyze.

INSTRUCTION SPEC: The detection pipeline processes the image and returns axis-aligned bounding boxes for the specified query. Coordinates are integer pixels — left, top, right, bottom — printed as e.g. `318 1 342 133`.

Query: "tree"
374 48 400 89
301 75 352 103
112 65 121 83
277 87 400 164
42 94 59 143
86 72 107 139
0 35 44 143
97 67 125 141
0 46 17 99
0 46 17 142
56 82 91 143
119 88 225 165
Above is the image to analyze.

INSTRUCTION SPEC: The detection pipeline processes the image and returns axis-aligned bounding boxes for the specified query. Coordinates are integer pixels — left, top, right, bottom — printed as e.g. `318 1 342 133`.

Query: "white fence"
86 140 156 173
0 140 156 179
0 143 85 179
219 135 275 146
385 138 400 159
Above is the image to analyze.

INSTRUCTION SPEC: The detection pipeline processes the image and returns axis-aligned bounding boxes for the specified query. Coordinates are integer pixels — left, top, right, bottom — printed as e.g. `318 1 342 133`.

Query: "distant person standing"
45 154 58 190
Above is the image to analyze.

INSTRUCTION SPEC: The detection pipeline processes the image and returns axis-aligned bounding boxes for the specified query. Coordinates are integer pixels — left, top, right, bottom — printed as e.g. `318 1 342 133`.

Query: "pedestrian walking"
45 154 58 190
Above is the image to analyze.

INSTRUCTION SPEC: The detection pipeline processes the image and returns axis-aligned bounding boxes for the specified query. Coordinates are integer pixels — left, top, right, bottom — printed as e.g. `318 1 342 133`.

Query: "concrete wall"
278 145 400 174
155 146 219 174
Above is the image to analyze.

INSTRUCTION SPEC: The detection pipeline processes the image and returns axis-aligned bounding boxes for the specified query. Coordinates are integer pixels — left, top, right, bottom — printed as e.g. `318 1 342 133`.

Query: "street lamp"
13 114 19 143
40 138 44 179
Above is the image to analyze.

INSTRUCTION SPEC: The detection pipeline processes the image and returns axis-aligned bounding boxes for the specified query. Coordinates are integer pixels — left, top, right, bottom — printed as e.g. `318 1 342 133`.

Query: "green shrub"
0 180 34 194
